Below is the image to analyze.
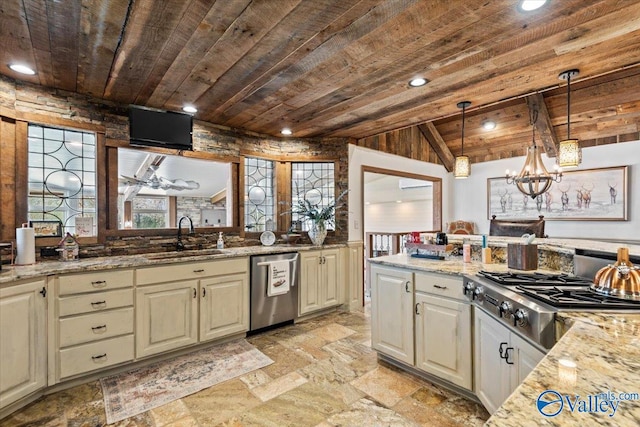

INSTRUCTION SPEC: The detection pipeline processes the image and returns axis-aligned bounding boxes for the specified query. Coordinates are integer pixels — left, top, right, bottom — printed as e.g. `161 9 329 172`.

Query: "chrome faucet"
176 216 194 251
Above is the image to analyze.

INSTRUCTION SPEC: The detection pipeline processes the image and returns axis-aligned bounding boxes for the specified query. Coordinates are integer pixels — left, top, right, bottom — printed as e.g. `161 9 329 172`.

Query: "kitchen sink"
143 248 225 260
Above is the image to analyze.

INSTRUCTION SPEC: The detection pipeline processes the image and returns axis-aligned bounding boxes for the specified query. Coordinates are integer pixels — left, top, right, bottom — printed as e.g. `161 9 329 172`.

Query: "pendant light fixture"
557 69 581 168
505 105 562 198
454 101 471 179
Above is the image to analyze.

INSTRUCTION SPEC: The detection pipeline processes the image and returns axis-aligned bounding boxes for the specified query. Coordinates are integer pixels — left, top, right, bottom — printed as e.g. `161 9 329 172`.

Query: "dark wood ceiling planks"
1 0 639 165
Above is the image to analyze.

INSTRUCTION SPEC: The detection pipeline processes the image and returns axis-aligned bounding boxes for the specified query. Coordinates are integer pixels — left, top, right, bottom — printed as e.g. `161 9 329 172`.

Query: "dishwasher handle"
256 253 299 287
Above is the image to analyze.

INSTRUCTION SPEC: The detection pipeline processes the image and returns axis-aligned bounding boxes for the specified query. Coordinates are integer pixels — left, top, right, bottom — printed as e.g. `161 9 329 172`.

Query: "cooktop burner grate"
515 285 640 309
478 270 594 287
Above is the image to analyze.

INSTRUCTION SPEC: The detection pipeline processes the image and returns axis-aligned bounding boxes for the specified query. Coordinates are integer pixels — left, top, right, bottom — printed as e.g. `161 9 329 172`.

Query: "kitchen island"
368 239 640 426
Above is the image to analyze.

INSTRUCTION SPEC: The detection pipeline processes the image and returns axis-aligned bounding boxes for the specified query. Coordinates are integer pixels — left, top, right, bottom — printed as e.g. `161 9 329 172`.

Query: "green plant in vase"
285 189 348 246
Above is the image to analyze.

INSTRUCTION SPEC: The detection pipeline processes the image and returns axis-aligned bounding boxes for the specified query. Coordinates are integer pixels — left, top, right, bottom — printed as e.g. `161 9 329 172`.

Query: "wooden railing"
365 231 434 259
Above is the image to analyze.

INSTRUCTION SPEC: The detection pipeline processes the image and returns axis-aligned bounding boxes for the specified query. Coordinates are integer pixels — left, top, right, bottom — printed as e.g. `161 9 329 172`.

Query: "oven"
462 250 640 413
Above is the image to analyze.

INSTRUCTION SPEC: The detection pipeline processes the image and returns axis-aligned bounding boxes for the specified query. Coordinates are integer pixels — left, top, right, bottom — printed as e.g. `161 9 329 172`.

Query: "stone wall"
1 74 349 257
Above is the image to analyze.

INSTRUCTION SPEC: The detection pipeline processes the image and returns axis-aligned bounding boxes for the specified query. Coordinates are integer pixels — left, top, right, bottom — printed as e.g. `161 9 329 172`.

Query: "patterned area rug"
100 339 273 424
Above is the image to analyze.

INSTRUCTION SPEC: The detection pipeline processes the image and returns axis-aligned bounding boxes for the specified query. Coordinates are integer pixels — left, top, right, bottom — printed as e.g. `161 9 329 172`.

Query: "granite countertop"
368 254 640 426
0 243 345 284
486 312 640 426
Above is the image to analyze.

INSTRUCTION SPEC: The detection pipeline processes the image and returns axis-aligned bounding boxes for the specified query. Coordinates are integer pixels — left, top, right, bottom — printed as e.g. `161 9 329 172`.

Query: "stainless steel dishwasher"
249 252 299 332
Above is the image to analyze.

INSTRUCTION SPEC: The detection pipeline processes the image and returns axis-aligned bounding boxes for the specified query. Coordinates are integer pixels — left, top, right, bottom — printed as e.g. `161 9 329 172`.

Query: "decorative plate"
260 231 276 246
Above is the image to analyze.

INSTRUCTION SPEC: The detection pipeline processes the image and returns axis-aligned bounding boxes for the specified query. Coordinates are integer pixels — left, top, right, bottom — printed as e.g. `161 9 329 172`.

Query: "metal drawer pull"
499 342 508 359
434 284 448 290
193 288 197 298
91 325 107 332
193 269 205 273
91 301 107 307
91 354 107 361
504 347 514 365
405 281 411 293
202 288 206 297
91 280 107 287
415 303 420 315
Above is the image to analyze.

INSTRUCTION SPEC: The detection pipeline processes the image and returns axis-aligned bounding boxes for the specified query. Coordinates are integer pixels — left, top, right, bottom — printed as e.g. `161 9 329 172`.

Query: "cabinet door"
370 265 414 365
321 248 340 308
136 281 198 358
0 280 47 409
511 333 545 390
200 273 249 342
473 307 512 414
299 251 322 315
415 294 472 390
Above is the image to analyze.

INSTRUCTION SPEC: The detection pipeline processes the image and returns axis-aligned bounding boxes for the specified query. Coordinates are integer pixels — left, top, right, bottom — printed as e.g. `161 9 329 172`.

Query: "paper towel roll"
15 225 36 265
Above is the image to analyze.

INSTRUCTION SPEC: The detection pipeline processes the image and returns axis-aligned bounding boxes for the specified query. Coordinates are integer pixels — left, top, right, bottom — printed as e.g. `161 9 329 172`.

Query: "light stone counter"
486 312 640 427
368 254 640 426
0 244 345 285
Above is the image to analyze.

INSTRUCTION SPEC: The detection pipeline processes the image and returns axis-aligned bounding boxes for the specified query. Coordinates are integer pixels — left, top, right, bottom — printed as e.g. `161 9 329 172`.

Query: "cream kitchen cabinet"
370 264 414 365
414 272 472 390
136 258 248 358
0 279 47 410
299 248 341 315
474 307 545 414
51 269 135 382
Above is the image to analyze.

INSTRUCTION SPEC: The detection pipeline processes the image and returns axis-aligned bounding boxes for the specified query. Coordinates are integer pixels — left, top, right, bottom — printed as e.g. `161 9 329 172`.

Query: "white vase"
308 222 327 246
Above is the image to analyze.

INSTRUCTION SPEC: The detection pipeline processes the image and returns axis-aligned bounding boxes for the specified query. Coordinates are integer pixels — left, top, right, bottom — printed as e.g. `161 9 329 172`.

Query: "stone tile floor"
2 308 489 426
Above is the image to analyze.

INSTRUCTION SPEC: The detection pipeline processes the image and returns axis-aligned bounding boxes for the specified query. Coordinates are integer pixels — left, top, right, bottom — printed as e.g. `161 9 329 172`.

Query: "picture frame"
487 166 628 221
29 220 63 237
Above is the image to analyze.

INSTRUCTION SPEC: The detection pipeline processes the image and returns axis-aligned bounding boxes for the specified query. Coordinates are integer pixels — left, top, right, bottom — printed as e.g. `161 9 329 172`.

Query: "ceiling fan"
120 157 200 191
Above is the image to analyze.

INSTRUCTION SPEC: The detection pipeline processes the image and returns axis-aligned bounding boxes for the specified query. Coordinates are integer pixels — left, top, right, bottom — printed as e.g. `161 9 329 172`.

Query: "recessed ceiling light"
281 128 292 135
182 105 197 113
518 0 547 12
482 120 496 130
396 200 402 203
8 63 36 75
409 78 427 87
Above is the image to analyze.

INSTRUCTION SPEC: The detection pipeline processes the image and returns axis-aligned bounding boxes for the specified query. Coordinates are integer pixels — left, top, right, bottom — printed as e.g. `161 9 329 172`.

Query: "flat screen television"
129 106 193 150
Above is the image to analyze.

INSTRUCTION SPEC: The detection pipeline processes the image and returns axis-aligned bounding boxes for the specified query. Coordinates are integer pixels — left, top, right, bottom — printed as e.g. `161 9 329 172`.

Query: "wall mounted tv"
129 106 193 150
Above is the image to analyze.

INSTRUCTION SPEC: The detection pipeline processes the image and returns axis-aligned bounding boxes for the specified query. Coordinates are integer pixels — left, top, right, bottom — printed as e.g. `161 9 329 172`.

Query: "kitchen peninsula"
368 236 640 426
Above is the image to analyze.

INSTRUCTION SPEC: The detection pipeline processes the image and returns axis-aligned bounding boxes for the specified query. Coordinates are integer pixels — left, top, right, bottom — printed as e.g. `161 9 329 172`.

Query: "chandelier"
454 101 471 179
557 69 581 168
505 105 562 199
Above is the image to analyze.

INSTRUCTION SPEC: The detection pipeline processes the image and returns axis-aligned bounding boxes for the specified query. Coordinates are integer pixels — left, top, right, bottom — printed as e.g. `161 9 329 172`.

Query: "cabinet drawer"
57 270 133 295
415 272 464 300
59 308 134 347
59 334 134 379
58 288 133 316
136 257 248 285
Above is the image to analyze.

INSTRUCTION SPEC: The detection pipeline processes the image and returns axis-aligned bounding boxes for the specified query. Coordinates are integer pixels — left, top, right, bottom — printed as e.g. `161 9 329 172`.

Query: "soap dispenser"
217 232 224 249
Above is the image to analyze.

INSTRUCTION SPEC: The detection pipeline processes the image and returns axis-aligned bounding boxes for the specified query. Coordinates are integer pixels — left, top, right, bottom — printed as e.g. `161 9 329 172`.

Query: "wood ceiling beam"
417 123 454 172
525 93 558 158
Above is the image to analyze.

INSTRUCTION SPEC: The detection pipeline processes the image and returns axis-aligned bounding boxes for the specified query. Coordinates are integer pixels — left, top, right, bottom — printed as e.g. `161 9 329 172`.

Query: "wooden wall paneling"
231 162 240 230
14 121 28 231
95 133 108 242
276 161 291 233
0 116 17 240
105 146 119 231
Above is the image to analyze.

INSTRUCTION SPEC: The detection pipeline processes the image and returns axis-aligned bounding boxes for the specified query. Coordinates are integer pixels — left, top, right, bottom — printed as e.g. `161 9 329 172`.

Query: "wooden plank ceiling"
2 0 640 165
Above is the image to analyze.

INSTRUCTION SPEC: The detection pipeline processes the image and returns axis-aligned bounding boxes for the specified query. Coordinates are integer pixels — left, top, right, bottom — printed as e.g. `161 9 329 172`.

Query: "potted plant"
285 189 348 246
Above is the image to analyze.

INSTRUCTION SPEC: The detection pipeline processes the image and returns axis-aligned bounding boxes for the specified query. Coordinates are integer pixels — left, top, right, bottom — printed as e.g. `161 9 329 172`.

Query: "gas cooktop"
477 271 594 287
515 285 640 309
